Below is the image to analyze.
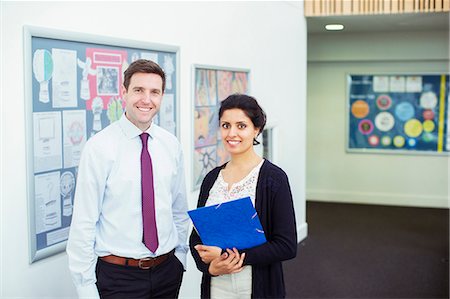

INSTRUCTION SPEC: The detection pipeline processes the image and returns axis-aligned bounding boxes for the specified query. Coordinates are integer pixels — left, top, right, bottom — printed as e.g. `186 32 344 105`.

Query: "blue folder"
188 196 267 250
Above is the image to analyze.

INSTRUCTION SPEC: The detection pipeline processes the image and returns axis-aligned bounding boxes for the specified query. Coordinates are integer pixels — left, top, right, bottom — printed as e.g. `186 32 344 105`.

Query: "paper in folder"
188 196 267 250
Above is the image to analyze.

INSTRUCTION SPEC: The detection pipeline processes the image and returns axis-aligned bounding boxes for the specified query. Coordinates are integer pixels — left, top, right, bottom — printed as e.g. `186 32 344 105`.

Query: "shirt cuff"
76 283 100 299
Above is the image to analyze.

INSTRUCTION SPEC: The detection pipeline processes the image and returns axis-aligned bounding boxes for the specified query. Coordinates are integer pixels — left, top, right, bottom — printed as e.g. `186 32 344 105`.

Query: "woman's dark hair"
219 94 267 145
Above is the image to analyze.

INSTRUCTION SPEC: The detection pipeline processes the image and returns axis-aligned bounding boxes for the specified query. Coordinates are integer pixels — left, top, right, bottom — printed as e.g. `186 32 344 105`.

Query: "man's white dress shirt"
67 114 189 298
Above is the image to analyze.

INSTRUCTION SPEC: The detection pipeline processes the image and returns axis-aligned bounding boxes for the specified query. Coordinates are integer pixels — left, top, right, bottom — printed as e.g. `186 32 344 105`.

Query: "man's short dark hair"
123 59 166 92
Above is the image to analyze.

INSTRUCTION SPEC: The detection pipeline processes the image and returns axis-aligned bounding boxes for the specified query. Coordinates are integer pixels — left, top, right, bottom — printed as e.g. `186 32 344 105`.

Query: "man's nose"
142 91 152 103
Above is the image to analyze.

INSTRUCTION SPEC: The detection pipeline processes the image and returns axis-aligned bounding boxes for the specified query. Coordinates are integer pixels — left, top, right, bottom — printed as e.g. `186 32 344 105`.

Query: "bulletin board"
347 74 449 155
24 26 180 262
192 65 250 190
261 125 279 163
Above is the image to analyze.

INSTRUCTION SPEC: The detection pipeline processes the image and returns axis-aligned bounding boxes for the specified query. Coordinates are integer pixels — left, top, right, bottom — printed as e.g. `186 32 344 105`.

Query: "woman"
189 94 298 299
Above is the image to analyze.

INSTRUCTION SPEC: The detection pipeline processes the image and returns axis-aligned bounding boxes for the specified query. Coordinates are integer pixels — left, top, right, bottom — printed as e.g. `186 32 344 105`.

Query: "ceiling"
307 12 449 33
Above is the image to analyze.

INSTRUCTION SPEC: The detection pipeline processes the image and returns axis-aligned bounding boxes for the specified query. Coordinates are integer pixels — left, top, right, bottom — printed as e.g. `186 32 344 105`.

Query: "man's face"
122 72 163 131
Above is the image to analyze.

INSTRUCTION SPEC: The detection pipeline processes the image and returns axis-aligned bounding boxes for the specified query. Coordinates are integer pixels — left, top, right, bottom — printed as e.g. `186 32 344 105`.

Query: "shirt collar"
118 113 157 140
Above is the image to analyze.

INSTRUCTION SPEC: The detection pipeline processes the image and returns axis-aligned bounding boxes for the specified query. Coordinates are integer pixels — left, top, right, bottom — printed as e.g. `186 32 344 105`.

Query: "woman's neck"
227 150 262 170
222 150 263 188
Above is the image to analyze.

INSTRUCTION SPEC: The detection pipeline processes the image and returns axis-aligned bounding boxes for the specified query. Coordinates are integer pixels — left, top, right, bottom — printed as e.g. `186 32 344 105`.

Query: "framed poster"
347 74 450 155
192 65 250 190
24 26 180 262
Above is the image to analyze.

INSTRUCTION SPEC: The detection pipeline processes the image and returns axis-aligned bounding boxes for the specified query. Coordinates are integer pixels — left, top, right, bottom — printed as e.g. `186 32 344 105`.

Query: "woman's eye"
238 124 246 129
221 123 229 129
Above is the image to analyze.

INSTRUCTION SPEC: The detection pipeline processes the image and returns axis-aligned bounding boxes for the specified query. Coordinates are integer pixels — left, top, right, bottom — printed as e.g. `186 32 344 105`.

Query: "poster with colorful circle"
348 74 449 154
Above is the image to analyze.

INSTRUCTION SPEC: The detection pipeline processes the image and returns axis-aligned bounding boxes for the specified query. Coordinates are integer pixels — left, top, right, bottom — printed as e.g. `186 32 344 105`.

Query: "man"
67 59 189 299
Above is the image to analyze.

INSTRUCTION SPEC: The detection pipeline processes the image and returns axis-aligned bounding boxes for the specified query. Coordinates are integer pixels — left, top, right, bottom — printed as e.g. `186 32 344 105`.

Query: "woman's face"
219 108 259 156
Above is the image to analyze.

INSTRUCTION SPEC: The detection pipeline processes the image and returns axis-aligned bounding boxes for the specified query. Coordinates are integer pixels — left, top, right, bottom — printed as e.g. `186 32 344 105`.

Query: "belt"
100 250 174 270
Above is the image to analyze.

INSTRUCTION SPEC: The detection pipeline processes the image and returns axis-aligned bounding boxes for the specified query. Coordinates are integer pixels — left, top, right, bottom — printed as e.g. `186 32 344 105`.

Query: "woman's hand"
194 245 222 264
208 248 246 276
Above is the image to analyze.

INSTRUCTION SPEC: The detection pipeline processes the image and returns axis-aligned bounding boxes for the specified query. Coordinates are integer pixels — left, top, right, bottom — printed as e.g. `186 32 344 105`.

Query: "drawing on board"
193 66 249 189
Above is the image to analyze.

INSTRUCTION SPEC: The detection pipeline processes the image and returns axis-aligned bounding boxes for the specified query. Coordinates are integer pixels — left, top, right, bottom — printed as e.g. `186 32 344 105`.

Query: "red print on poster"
85 48 128 111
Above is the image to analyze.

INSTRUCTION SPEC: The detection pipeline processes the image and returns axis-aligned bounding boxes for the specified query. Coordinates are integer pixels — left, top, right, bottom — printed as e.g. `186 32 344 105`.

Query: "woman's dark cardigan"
189 160 298 299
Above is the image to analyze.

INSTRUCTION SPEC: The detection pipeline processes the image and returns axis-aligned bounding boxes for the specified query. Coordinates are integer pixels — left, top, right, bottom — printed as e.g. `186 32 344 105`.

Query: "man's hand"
194 245 222 264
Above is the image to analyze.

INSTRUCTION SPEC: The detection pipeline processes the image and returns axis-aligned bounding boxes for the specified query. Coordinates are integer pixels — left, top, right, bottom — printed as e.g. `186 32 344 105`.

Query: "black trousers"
96 253 184 299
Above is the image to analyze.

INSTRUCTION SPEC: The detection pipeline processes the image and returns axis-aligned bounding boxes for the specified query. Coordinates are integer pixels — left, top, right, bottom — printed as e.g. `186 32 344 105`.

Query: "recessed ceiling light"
325 24 344 31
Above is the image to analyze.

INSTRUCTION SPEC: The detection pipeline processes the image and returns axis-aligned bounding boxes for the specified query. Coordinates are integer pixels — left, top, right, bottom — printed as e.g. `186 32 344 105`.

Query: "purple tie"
140 133 158 253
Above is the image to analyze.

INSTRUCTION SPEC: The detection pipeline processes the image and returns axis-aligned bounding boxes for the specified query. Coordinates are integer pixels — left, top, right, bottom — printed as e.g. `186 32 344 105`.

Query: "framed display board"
192 65 250 190
261 125 278 163
24 26 179 262
347 74 449 155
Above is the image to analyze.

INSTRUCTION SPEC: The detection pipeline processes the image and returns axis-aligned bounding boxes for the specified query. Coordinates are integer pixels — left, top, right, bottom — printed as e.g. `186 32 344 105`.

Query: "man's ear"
121 85 127 99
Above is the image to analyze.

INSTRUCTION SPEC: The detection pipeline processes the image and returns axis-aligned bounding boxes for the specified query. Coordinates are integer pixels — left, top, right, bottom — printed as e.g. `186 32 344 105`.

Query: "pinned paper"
107 96 123 124
60 171 75 216
77 57 96 100
33 49 54 103
91 96 104 135
163 55 174 91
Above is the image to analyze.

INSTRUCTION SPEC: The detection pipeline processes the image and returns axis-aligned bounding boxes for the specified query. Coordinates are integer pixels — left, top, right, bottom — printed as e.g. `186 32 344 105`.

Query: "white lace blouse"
205 159 264 297
206 159 264 208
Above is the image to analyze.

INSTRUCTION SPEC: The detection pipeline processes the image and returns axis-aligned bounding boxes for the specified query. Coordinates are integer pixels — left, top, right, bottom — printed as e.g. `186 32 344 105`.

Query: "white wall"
1 2 307 298
307 29 449 208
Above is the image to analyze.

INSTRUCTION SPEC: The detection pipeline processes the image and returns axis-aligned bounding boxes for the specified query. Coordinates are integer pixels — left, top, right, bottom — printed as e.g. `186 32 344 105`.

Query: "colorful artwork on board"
193 67 249 189
348 74 450 154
